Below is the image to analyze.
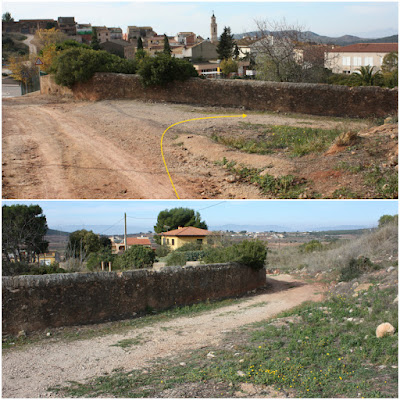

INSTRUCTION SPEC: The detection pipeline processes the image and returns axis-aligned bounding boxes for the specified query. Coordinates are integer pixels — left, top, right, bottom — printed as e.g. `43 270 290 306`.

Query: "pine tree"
216 26 235 60
163 34 172 56
234 44 240 60
90 27 100 50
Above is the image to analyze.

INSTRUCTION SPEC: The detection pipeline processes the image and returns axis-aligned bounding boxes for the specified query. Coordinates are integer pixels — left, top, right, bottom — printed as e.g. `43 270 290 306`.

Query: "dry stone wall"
41 73 397 118
2 263 266 334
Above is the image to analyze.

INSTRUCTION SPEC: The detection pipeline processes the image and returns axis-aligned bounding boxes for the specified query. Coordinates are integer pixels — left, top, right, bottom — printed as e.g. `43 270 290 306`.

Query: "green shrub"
299 239 324 253
53 47 137 87
86 249 116 271
137 53 198 87
175 242 203 252
184 250 206 261
339 256 380 282
113 245 155 270
165 251 186 267
203 239 267 270
155 244 171 258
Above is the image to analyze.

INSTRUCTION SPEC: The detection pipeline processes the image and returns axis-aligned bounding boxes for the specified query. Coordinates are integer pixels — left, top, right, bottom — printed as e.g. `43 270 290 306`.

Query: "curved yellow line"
161 114 247 199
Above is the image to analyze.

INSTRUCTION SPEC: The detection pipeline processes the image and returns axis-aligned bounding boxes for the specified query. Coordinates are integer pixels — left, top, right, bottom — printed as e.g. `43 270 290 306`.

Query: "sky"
2 1 398 39
2 200 398 233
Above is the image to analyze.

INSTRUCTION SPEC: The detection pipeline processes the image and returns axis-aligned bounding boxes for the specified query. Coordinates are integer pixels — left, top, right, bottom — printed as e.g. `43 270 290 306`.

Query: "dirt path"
3 94 381 199
2 275 325 398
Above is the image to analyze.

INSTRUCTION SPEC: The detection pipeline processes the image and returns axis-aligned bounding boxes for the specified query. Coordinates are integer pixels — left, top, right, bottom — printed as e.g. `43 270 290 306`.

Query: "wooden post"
108 262 112 272
101 261 104 271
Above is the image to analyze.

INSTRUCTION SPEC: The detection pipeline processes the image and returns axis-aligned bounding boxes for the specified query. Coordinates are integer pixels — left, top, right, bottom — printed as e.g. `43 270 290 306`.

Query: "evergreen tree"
137 37 143 51
2 12 14 22
91 27 100 50
216 26 235 60
233 44 240 60
163 34 172 56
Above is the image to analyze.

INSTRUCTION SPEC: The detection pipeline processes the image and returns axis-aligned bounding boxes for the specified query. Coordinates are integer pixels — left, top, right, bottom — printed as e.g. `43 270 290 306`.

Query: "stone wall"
2 263 266 335
41 73 397 118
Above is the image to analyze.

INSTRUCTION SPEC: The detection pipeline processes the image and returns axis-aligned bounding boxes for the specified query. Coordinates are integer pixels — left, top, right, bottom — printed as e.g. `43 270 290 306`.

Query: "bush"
155 244 171 258
113 245 155 270
185 250 206 261
203 239 267 270
2 261 66 276
299 240 324 253
137 53 198 87
339 256 380 282
175 242 203 252
165 251 187 267
53 47 137 87
86 249 115 271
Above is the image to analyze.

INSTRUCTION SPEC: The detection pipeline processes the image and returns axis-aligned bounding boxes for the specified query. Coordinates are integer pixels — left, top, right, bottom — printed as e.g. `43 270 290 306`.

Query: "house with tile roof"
160 226 211 250
110 236 152 254
325 43 398 74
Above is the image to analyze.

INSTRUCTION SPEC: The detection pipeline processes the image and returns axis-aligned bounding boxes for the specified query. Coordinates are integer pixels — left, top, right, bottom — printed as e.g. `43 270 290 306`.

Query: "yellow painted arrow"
161 114 247 199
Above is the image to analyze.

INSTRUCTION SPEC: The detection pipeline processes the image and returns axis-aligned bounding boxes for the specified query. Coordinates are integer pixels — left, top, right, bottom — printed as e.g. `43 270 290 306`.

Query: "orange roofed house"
110 236 152 254
160 226 211 250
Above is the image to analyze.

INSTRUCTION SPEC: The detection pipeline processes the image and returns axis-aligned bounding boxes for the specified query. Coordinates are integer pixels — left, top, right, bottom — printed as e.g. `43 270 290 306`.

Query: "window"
171 239 175 245
342 56 351 66
364 56 373 66
197 239 203 244
353 56 362 66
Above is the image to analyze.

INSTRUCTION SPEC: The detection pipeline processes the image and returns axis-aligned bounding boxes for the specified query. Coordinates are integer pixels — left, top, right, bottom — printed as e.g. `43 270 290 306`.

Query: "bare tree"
253 18 331 83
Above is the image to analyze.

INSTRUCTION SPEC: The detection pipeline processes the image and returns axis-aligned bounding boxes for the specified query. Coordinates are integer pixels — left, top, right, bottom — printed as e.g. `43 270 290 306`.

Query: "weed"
111 334 145 348
212 124 343 157
364 165 398 199
331 187 362 199
335 161 365 174
339 257 381 282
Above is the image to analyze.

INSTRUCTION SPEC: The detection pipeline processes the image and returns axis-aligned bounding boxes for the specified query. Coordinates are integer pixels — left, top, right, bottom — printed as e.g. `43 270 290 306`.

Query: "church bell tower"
210 12 217 43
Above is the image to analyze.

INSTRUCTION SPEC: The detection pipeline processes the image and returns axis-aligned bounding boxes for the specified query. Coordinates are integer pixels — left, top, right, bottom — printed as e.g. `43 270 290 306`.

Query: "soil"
3 93 396 199
2 274 325 398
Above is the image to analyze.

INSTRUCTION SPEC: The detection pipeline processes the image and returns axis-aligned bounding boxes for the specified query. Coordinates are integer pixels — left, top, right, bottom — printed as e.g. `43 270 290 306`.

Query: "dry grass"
268 222 398 273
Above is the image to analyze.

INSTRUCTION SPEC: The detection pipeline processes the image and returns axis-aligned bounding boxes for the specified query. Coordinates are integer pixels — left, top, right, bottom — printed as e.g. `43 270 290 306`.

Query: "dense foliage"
53 47 137 87
203 239 267 270
137 53 198 87
216 26 235 60
113 245 156 270
67 229 111 259
2 204 48 264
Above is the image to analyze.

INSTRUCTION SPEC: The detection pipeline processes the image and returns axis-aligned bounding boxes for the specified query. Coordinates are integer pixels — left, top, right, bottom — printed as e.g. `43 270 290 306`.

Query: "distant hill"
234 30 398 46
46 228 70 236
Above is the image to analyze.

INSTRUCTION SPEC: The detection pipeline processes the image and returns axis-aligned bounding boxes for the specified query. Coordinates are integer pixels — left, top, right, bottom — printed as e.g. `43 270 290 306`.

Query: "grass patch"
364 165 398 199
212 123 343 157
111 334 146 349
52 285 398 398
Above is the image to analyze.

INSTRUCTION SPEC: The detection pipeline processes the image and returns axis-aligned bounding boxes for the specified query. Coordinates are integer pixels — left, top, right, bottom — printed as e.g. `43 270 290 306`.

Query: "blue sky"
2 200 398 233
2 1 398 38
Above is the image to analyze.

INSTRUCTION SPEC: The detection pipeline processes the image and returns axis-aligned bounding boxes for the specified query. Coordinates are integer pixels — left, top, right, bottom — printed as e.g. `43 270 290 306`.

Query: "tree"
2 12 14 22
33 28 67 51
91 27 101 50
253 18 327 83
381 52 398 73
2 204 48 263
217 27 235 60
53 47 136 87
154 207 207 243
220 58 238 76
137 53 198 87
351 65 383 86
67 229 102 260
233 44 240 60
163 34 172 56
113 245 155 270
378 214 398 228
137 36 144 51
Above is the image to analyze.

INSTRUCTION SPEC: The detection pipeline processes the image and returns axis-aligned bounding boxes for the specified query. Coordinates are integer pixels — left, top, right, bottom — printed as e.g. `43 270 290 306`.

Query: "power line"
99 217 125 235
196 201 227 212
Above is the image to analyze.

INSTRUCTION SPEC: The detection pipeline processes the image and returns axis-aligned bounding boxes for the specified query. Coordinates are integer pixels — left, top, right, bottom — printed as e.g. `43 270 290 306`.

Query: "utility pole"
124 212 127 253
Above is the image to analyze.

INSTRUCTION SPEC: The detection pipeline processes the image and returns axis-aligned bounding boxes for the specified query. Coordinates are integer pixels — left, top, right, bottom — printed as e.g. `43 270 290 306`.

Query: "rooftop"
327 43 398 53
161 226 211 237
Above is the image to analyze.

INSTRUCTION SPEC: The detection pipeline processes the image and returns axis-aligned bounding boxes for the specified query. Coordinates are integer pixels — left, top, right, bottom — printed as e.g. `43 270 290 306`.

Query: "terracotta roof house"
110 236 152 253
160 226 211 250
325 42 398 74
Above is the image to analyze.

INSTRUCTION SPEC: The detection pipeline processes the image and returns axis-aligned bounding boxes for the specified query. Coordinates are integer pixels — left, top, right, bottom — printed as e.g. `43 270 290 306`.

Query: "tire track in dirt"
2 275 325 398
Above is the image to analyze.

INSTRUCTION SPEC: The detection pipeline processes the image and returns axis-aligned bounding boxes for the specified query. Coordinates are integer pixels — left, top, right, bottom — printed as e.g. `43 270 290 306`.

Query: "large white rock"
376 322 396 338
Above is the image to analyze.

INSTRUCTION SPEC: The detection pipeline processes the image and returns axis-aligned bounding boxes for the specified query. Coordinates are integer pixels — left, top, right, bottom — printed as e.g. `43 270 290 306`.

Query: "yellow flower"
339 377 342 380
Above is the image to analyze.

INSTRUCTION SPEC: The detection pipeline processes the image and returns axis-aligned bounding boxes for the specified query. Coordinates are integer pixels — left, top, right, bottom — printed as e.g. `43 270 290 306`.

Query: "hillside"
234 30 398 46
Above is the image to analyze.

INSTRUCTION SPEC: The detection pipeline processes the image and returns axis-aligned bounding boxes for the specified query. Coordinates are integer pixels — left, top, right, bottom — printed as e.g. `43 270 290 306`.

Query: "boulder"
376 322 396 338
